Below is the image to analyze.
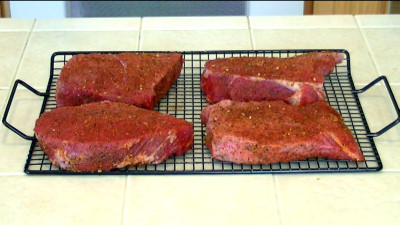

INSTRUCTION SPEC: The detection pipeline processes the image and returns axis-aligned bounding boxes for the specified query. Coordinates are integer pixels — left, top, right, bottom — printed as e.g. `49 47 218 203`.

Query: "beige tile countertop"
0 15 399 225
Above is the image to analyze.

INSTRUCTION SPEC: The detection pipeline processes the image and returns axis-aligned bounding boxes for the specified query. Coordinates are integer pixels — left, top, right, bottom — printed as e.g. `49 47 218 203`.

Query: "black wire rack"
3 49 400 175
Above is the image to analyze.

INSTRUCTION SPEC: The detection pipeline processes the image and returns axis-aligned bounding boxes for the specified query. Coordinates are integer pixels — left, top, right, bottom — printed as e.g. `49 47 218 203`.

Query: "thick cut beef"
56 52 183 109
201 100 364 165
34 101 194 172
201 52 344 106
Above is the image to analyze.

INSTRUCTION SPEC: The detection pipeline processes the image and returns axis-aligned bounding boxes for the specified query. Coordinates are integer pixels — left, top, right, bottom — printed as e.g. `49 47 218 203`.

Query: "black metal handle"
2 79 48 140
353 75 400 137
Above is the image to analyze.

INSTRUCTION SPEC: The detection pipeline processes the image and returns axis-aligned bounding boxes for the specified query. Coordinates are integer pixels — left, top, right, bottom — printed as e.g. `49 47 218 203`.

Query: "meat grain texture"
56 52 183 109
201 100 364 165
34 101 194 172
201 52 344 106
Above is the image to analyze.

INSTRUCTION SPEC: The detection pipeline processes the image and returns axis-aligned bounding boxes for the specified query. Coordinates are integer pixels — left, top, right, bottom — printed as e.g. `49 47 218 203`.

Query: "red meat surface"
56 52 183 109
200 52 344 106
201 100 364 165
34 101 194 172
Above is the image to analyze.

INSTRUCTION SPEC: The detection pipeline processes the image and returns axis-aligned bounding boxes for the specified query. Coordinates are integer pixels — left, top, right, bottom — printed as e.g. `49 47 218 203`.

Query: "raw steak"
201 52 344 106
34 101 194 172
201 100 364 165
56 52 183 109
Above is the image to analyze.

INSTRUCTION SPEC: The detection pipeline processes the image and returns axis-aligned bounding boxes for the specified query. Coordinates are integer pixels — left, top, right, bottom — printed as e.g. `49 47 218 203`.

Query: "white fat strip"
234 75 323 92
202 70 210 78
167 130 177 144
146 130 177 162
113 54 127 72
204 69 323 94
118 131 177 167
54 149 69 168
113 54 128 85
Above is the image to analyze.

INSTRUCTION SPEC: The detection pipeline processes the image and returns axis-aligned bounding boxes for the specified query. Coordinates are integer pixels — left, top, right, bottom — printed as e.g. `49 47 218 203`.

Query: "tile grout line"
251 26 357 30
137 17 143 51
0 19 37 116
32 29 141 32
120 176 129 225
353 16 381 76
247 17 255 50
352 16 399 107
8 19 36 85
137 27 248 31
273 175 284 225
0 172 26 176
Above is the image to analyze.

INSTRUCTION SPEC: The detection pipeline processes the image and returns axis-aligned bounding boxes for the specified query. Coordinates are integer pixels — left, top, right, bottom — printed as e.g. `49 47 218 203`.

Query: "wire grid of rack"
18 49 383 174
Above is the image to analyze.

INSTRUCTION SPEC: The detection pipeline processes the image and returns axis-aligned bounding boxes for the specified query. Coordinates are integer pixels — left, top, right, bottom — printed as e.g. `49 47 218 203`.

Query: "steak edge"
200 52 344 106
56 52 183 109
201 100 364 165
34 101 194 172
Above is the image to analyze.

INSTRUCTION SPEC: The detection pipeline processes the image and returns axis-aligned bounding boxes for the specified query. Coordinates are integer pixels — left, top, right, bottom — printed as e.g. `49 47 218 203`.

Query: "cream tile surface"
0 32 30 88
392 85 400 111
17 31 139 88
354 84 400 171
0 89 8 108
250 15 357 29
375 141 400 171
0 176 125 225
2 15 400 225
361 28 400 84
142 16 248 30
356 15 400 28
276 173 400 225
252 28 377 84
0 89 44 173
356 84 400 142
0 19 34 31
34 18 141 31
124 175 279 225
140 30 252 51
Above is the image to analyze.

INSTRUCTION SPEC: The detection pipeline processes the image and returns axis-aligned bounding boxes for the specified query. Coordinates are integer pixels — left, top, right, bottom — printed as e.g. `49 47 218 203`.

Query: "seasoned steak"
56 52 183 109
201 52 344 106
34 101 194 172
201 100 364 165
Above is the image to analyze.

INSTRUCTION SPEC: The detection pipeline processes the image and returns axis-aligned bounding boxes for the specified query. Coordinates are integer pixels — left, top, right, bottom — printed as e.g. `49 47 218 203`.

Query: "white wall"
247 1 304 16
10 1 66 19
